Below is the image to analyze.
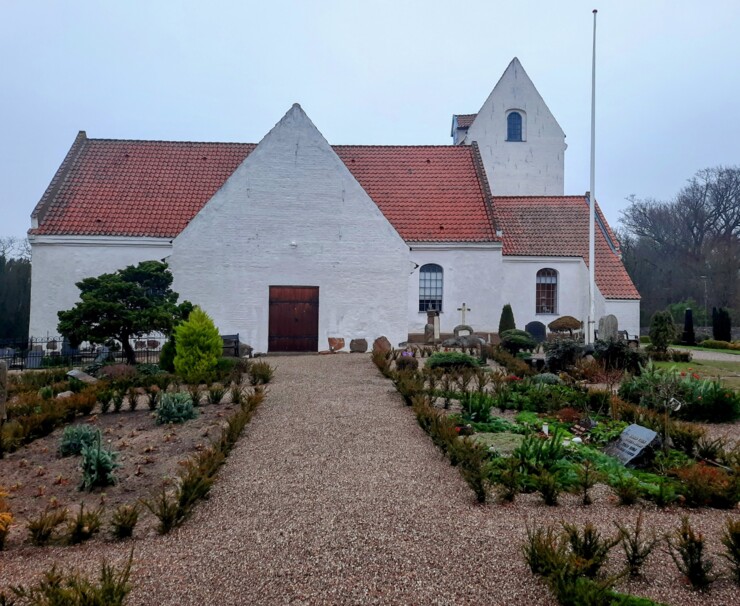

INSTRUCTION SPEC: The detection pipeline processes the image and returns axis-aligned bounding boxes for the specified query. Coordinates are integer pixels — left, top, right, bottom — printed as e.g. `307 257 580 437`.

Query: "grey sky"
2 0 739 241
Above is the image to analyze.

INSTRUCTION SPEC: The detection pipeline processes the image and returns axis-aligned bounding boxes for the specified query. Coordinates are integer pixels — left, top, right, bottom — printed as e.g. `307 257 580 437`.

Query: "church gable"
455 58 567 196
167 104 410 351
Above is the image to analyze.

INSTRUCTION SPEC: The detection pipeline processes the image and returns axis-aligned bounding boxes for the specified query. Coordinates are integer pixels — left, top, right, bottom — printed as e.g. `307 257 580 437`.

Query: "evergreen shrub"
174 307 222 385
498 303 516 334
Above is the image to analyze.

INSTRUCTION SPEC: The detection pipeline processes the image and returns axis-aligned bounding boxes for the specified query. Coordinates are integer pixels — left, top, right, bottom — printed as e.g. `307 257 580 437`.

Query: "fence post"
0 360 7 459
235 333 240 358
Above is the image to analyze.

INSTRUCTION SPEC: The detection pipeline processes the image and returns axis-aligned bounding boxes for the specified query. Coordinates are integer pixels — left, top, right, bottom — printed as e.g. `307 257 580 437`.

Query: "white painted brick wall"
168 104 410 352
465 58 567 196
28 237 172 339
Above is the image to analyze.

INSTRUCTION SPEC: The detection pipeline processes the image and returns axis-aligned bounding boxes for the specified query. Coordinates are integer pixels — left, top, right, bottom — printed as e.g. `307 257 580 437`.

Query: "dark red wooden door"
268 286 319 352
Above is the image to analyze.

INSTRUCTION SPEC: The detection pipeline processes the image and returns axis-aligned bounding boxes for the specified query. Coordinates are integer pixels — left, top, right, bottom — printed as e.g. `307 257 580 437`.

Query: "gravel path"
675 347 740 363
2 355 739 605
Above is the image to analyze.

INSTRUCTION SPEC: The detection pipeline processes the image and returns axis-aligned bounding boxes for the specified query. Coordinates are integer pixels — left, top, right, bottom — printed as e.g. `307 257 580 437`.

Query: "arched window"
507 111 523 142
536 268 558 314
419 264 443 312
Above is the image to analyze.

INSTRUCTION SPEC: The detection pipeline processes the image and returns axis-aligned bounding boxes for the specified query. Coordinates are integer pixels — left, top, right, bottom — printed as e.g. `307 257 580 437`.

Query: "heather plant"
97 387 113 413
174 306 223 385
393 370 424 406
562 522 619 578
721 518 740 585
575 460 602 506
27 506 68 546
156 392 197 424
111 389 125 413
207 382 226 405
229 384 244 405
79 432 120 491
10 552 133 605
523 524 568 577
395 354 419 372
142 485 180 534
615 512 658 578
248 360 275 385
0 487 12 550
666 516 716 590
126 386 140 411
59 424 99 457
144 384 161 410
110 503 139 540
65 503 103 544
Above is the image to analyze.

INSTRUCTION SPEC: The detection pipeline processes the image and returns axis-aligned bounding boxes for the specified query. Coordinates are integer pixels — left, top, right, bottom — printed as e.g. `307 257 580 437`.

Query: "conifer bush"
648 311 676 353
721 518 740 585
174 306 223 385
111 504 139 540
65 503 103 544
498 303 516 334
666 516 716 590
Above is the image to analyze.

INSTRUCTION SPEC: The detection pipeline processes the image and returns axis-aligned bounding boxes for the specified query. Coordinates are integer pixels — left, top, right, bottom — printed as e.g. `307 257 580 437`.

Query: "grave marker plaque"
604 424 661 466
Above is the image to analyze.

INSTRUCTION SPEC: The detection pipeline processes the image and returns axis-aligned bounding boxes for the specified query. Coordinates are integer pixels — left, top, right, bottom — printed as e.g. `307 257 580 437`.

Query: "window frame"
506 110 525 142
418 263 443 313
535 268 558 315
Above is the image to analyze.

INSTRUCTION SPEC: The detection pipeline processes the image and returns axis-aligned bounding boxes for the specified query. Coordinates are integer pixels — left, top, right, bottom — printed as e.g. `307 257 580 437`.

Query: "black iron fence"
0 333 241 371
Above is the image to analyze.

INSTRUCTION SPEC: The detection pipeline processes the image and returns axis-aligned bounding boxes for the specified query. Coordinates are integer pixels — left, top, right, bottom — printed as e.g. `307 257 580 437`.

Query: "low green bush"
79 433 120 491
59 424 100 457
156 392 198 424
500 329 537 355
425 351 481 371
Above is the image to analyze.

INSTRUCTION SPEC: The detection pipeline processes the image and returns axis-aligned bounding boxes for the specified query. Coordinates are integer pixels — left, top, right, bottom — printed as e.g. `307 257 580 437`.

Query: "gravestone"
350 338 368 353
453 325 474 338
26 346 43 369
94 345 111 364
67 369 98 385
604 424 661 467
598 314 619 340
525 321 547 343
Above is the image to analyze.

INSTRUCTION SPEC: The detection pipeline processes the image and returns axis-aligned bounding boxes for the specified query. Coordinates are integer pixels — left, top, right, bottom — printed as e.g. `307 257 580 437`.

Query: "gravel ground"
675 348 740 363
1 354 739 605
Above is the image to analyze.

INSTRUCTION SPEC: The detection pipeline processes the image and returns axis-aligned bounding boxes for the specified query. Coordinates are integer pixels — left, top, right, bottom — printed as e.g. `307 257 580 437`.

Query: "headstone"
26 348 43 369
328 337 345 352
525 321 547 343
598 314 619 340
94 345 110 364
604 424 661 466
457 302 472 325
350 338 368 353
453 325 474 337
372 336 391 354
67 369 99 385
424 323 434 343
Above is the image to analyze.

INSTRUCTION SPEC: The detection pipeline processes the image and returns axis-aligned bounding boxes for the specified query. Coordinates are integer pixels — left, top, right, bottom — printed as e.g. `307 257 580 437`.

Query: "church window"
536 268 557 314
507 111 523 142
419 264 443 312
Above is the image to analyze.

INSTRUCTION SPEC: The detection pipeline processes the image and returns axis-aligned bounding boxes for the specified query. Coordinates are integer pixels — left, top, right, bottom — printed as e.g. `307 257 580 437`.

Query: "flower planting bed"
375 344 740 605
0 359 270 553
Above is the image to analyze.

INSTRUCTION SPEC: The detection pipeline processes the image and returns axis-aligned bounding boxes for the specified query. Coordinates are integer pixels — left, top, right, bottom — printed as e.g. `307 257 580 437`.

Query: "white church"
27 58 639 352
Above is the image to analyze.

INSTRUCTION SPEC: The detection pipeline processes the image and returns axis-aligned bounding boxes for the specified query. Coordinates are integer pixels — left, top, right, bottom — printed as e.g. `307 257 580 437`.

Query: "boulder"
56 391 74 399
328 337 345 352
372 336 391 354
350 338 368 353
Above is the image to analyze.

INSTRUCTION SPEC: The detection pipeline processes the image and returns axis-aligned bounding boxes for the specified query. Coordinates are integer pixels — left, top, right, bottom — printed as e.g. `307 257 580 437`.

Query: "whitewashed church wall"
465 59 566 196
604 299 640 338
28 237 172 340
407 247 504 335
500 257 589 332
169 105 409 353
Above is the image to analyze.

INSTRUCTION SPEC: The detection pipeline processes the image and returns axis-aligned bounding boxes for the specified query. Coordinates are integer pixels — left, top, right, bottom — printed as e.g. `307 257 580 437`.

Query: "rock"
56 391 74 399
372 336 391 354
328 337 345 352
67 369 98 385
350 339 368 353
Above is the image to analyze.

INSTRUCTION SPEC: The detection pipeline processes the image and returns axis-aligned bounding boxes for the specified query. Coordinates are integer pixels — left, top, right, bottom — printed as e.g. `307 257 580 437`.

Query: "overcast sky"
2 0 739 241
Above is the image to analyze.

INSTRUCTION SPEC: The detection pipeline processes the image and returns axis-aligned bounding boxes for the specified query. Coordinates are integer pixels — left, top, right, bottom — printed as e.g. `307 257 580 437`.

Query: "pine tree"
498 304 516 334
174 307 222 385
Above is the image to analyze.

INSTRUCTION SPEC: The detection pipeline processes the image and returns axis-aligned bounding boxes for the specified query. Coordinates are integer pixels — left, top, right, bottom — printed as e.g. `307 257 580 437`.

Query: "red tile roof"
493 196 640 299
31 135 496 243
455 114 477 128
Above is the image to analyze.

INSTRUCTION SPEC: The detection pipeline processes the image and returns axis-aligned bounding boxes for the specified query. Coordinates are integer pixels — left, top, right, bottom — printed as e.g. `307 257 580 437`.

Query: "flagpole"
588 9 597 345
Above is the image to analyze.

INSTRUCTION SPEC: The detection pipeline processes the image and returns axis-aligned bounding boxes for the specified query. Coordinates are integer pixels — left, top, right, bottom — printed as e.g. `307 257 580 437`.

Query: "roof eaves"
30 130 88 230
